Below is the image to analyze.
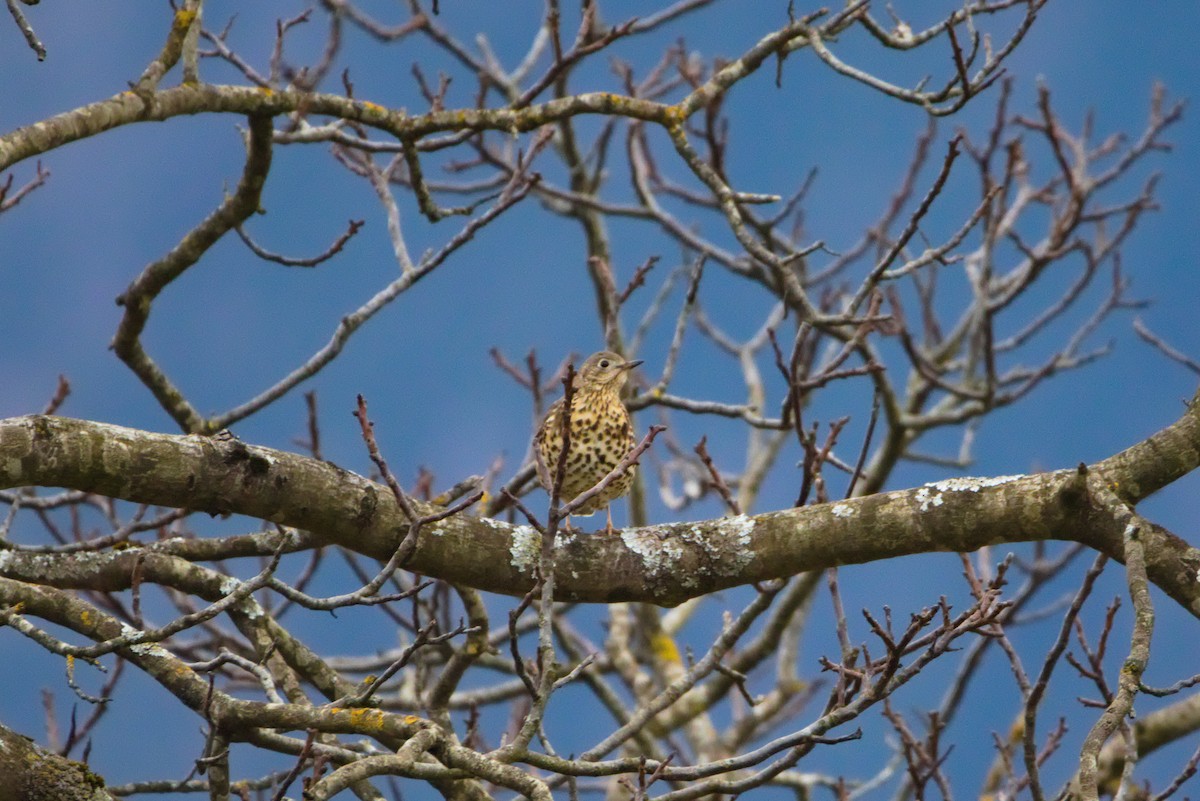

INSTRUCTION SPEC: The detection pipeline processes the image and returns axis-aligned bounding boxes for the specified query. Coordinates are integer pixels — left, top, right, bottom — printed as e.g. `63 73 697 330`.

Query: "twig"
235 218 364 267
693 436 741 515
4 0 45 60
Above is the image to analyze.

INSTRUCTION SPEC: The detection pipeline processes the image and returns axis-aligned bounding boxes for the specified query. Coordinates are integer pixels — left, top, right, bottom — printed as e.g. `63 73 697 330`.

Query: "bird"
534 351 642 533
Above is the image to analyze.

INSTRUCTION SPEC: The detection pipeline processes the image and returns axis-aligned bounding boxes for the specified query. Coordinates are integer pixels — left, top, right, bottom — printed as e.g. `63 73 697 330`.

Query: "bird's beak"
621 359 643 371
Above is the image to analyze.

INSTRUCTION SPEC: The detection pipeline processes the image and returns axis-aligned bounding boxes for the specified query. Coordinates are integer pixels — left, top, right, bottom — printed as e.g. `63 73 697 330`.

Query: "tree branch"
3 406 1199 612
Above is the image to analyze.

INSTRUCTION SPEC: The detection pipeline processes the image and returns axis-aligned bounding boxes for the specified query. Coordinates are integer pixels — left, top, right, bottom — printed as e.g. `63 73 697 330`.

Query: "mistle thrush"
534 351 641 532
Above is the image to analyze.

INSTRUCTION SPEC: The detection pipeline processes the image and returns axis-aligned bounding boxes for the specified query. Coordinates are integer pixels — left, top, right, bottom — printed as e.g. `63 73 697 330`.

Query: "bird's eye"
599 360 610 368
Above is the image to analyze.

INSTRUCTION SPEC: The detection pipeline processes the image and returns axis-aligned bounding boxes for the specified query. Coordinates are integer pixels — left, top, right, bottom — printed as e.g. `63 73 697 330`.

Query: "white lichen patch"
128 642 172 658
557 527 583 548
929 475 1024 492
458 516 512 538
831 503 855 518
914 486 944 512
508 525 541 575
425 522 446 537
725 514 756 569
916 475 1024 512
0 550 105 582
727 513 755 541
621 528 683 566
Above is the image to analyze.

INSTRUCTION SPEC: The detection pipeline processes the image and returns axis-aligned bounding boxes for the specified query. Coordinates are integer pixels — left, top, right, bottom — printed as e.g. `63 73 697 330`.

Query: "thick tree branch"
0 721 114 800
2 408 1198 612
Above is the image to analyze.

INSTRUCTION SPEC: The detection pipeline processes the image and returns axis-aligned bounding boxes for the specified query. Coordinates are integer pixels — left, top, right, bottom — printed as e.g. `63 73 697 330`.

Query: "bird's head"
577 351 642 391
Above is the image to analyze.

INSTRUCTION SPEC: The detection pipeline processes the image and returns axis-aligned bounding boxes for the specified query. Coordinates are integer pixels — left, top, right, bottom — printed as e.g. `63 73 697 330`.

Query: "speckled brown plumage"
535 351 641 528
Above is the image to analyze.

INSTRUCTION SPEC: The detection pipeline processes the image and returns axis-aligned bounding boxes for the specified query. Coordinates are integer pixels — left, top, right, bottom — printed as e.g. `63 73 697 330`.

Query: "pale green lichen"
508 525 541 575
621 528 689 586
831 503 855 518
666 514 758 585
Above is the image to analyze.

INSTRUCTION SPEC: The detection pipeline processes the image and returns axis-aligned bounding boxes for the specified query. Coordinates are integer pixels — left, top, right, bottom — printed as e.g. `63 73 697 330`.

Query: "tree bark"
0 722 113 801
1 410 1198 612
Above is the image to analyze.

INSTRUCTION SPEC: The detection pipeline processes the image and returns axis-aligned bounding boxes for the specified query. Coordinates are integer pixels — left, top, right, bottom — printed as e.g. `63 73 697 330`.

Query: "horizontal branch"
0 83 671 172
1 410 1198 612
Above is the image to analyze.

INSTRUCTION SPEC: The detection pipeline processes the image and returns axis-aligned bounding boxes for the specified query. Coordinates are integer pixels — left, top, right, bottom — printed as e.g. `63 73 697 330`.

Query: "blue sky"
2 1 1199 797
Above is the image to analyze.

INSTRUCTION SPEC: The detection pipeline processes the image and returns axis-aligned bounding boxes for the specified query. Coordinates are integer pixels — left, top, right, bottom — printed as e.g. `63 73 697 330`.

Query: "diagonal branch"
111 113 274 434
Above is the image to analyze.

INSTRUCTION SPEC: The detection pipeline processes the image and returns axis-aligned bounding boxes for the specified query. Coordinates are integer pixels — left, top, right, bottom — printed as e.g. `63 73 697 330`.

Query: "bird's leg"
604 506 616 536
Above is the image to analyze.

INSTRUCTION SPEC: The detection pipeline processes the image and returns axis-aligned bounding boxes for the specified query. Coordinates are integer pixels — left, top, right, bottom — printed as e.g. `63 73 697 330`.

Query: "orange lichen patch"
361 101 386 114
79 610 92 626
403 715 422 726
650 632 681 664
347 707 387 731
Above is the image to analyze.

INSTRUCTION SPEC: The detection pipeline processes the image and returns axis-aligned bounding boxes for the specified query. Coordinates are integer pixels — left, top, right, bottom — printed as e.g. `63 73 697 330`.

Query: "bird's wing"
533 400 560 491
